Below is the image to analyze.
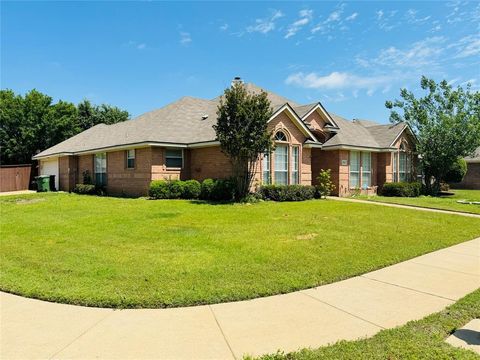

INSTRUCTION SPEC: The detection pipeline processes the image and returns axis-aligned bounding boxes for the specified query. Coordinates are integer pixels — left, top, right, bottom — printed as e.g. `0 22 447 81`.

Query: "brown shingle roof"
33 82 410 158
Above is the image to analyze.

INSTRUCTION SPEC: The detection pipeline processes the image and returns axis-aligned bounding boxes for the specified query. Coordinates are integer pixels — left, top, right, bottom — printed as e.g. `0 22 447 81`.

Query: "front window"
262 152 270 184
94 152 107 187
126 149 135 169
292 146 299 184
361 152 371 189
274 145 288 185
399 152 407 182
165 149 183 168
393 152 398 182
349 151 360 188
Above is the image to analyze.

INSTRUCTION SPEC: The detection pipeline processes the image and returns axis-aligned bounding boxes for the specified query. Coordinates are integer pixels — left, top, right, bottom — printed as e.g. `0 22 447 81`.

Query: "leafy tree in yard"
386 76 480 195
444 158 468 184
0 89 130 165
77 100 129 131
214 82 273 200
316 169 336 199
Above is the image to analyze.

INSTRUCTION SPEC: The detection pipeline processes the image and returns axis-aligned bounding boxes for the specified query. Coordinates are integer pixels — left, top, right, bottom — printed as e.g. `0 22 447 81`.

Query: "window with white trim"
126 149 135 169
274 145 288 185
262 152 270 184
399 152 407 182
349 151 360 188
361 152 371 189
165 149 183 168
94 152 107 187
393 152 398 182
292 146 299 184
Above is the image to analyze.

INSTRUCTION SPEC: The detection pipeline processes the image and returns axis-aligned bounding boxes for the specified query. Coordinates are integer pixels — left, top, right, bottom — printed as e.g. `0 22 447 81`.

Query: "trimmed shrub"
149 180 171 199
168 180 185 199
182 180 201 199
199 178 236 201
381 182 422 197
73 184 98 195
200 179 215 200
259 185 316 202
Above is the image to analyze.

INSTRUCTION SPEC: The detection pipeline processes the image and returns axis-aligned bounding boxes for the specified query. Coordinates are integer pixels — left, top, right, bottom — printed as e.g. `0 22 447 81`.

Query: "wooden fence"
0 164 33 192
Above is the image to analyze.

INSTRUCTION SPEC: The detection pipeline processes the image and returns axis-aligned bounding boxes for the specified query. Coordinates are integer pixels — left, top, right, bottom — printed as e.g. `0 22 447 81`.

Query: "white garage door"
40 158 59 190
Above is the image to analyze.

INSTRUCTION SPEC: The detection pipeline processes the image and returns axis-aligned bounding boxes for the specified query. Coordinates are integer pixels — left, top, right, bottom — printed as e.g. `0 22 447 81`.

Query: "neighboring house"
33 79 417 197
451 147 480 190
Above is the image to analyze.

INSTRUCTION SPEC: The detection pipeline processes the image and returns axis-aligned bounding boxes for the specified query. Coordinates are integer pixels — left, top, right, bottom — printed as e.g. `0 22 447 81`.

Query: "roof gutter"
321 145 397 152
32 140 222 160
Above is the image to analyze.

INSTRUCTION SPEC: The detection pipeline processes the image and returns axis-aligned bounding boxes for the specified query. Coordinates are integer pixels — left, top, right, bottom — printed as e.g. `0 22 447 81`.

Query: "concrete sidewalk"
328 196 480 218
1 238 479 359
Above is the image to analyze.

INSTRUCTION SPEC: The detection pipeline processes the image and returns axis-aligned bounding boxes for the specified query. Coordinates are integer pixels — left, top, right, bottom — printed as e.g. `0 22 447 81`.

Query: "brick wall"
58 156 77 192
78 154 94 183
312 149 340 195
106 147 152 196
189 146 232 181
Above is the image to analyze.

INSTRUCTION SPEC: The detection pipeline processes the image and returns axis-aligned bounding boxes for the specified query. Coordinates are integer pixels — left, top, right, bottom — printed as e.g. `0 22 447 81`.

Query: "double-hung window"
399 152 407 182
292 146 299 184
274 145 288 185
262 152 270 184
94 152 107 187
361 152 371 189
349 151 360 188
126 149 135 169
393 153 398 182
165 149 183 168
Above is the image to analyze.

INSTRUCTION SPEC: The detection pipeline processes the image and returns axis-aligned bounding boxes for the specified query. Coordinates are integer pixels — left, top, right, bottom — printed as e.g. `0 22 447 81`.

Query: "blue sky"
2 1 479 123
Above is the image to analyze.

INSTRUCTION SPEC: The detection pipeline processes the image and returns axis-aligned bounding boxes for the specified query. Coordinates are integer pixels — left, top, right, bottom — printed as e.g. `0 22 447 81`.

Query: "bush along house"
33 78 417 197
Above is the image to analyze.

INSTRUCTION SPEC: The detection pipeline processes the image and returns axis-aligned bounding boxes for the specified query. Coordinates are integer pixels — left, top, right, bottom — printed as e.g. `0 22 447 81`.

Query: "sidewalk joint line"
410 261 479 277
360 276 456 302
48 310 115 359
300 291 386 330
208 305 237 360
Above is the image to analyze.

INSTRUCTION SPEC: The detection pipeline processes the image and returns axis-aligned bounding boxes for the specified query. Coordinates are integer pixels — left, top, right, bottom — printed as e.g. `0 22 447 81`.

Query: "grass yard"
1 192 479 308
359 189 480 215
254 289 480 360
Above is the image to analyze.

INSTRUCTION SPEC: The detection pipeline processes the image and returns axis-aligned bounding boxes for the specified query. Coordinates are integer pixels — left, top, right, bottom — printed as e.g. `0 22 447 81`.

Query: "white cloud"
220 23 229 31
180 32 192 45
285 71 392 91
247 9 283 34
124 40 147 50
450 34 480 58
375 9 399 31
345 12 358 21
357 36 447 69
405 9 431 24
285 9 313 39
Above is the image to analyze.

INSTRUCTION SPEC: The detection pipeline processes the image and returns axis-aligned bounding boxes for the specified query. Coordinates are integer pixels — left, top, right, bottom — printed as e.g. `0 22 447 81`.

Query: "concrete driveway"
1 237 479 359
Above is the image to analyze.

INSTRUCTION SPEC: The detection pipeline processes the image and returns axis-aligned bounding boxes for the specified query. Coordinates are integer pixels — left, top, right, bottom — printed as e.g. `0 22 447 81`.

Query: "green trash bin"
36 175 51 192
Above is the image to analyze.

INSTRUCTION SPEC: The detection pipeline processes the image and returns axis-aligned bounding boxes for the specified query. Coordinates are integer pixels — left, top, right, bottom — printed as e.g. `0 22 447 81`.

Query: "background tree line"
0 89 129 165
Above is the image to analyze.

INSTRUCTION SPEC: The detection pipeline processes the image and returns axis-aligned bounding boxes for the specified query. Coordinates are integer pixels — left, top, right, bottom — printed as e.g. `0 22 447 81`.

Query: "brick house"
33 80 417 197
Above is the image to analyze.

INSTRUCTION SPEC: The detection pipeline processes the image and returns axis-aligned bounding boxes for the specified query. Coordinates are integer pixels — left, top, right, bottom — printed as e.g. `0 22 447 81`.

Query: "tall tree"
214 82 273 200
386 76 480 195
77 100 129 131
0 90 130 165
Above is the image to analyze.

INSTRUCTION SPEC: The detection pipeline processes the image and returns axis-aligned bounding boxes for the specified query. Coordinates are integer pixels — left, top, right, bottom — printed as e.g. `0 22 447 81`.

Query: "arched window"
274 131 288 142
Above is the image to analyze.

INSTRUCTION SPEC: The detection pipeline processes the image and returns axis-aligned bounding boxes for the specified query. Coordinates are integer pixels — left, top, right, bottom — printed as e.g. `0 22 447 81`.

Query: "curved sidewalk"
1 238 479 360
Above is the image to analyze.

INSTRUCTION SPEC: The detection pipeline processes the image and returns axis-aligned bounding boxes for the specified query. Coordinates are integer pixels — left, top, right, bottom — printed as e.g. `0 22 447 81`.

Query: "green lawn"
254 289 480 360
360 189 480 215
1 192 479 308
